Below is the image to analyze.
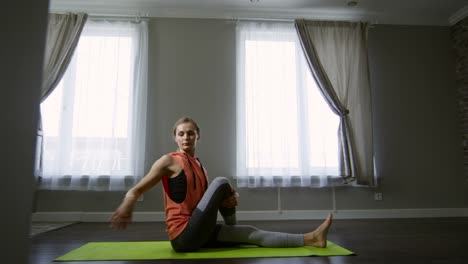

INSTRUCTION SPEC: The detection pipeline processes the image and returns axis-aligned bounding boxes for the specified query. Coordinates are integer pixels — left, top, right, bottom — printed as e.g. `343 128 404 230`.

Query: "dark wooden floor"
30 217 468 264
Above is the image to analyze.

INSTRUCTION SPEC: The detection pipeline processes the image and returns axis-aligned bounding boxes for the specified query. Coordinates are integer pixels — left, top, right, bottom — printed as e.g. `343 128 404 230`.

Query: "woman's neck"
177 149 195 157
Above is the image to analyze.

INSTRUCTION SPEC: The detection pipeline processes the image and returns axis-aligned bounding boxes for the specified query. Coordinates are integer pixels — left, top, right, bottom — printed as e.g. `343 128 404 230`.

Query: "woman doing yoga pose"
110 117 332 252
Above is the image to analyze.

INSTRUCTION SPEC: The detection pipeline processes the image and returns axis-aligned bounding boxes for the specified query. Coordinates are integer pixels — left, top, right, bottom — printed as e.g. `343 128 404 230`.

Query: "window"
236 22 339 187
40 19 148 190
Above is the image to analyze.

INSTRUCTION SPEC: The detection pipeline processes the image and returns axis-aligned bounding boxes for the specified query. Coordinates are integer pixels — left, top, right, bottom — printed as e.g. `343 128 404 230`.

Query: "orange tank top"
162 152 208 240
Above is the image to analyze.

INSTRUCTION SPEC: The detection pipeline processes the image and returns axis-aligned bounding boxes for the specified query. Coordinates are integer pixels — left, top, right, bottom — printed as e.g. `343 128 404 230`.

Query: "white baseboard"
31 208 468 222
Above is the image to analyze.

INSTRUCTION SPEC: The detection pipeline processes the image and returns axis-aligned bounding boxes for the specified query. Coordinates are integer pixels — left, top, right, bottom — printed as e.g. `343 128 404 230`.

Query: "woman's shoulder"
159 153 178 163
158 153 185 168
149 154 178 172
151 153 174 167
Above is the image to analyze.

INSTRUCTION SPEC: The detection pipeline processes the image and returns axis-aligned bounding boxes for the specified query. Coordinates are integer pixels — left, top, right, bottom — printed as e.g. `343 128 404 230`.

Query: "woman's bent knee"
211 177 230 186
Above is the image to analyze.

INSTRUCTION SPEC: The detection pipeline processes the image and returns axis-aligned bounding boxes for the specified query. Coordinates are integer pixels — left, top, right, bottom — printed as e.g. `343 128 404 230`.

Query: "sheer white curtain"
236 21 340 188
39 19 148 191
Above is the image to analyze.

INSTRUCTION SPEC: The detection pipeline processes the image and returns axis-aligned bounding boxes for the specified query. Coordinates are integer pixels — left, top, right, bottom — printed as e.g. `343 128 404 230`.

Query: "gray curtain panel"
41 13 87 102
35 13 87 185
294 19 374 186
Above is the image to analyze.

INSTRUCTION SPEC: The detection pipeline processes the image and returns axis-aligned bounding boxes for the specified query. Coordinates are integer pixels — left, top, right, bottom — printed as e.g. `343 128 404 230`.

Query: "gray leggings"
170 177 303 252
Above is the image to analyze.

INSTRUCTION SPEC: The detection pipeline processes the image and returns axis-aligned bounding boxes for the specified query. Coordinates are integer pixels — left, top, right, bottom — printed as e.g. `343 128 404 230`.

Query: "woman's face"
174 122 199 154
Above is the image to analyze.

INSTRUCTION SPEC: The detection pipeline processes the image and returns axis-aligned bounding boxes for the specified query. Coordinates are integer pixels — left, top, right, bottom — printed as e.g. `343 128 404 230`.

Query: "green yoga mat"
55 241 354 261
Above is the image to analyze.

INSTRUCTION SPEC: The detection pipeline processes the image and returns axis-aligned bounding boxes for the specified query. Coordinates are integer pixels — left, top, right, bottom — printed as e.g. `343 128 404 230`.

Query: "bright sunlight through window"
41 27 134 178
236 22 339 184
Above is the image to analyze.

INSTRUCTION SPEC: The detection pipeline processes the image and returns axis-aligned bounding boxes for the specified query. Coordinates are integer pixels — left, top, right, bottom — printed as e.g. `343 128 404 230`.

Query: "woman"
110 117 332 252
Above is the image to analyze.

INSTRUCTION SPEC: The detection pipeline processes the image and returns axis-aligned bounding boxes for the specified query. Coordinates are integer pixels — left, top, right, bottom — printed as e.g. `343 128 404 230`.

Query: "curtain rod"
233 17 377 25
234 17 293 22
89 13 150 22
51 11 376 25
50 11 150 22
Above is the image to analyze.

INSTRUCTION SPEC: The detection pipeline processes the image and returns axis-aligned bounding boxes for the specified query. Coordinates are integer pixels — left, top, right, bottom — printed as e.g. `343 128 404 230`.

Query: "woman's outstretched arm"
110 154 175 230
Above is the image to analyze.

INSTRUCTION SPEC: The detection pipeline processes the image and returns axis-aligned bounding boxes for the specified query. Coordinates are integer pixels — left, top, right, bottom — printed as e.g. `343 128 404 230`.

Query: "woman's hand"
109 198 135 230
221 188 239 208
109 154 174 230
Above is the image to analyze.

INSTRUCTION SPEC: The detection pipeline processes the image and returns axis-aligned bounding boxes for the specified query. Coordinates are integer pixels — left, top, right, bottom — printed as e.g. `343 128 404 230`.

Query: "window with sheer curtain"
39 19 148 191
236 21 340 188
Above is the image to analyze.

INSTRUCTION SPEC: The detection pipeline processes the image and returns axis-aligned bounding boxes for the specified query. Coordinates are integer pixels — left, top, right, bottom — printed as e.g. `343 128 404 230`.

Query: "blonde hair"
172 117 200 139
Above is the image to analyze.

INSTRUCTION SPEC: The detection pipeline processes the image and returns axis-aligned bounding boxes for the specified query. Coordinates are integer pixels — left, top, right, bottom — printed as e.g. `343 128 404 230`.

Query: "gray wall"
36 19 468 215
2 0 49 263
367 25 466 209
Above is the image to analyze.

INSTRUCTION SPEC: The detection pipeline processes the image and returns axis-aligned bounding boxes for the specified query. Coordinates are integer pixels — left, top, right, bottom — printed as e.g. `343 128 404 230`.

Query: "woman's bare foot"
304 213 333 248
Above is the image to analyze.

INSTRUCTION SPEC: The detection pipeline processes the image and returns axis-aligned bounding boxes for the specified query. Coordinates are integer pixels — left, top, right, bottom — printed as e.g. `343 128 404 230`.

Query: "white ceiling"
49 0 468 25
